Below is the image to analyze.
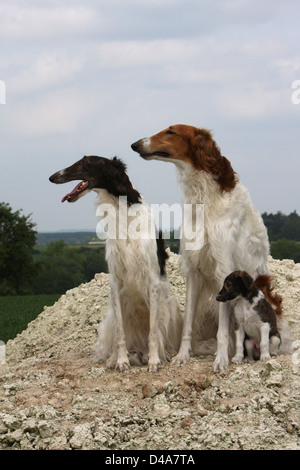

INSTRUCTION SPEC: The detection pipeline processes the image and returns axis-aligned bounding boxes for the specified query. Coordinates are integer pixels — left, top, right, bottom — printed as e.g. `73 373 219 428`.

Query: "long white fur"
174 166 270 371
177 163 292 370
93 190 183 372
137 145 292 371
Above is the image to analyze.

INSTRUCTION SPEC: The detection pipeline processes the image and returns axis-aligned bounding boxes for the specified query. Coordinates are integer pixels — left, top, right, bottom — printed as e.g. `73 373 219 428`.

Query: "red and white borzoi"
132 124 292 371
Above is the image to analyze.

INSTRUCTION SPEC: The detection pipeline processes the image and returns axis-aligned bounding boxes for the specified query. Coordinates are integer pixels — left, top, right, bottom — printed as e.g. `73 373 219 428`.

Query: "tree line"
0 202 299 296
0 203 107 296
262 210 300 241
262 210 300 264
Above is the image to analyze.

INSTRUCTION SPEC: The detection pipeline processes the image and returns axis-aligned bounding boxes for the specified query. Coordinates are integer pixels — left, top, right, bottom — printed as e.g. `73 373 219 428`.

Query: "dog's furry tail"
156 230 169 277
255 274 283 315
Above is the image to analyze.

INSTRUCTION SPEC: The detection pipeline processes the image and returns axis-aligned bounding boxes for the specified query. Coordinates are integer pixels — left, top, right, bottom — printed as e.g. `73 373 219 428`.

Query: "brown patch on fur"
191 128 237 192
255 274 283 315
253 299 280 338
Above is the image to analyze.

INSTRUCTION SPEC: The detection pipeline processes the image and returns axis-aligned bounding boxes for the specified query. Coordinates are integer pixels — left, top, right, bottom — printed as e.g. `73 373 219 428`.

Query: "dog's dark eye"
166 129 176 135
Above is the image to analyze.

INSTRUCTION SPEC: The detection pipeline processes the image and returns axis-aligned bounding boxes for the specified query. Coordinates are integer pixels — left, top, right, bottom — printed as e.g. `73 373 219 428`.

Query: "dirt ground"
0 253 299 450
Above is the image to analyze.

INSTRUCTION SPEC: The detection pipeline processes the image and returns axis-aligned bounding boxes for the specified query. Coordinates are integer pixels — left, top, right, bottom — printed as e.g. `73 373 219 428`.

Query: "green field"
0 294 60 343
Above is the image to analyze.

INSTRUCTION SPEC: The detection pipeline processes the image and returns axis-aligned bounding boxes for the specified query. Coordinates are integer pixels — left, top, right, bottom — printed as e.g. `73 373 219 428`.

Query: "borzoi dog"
131 124 292 371
49 155 182 372
216 271 281 363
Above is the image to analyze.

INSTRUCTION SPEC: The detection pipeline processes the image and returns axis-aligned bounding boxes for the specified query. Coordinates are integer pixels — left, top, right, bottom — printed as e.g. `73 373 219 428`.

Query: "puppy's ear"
240 272 255 291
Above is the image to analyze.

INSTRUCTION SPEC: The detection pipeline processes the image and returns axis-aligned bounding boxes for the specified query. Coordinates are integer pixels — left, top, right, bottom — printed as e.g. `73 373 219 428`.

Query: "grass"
0 294 60 343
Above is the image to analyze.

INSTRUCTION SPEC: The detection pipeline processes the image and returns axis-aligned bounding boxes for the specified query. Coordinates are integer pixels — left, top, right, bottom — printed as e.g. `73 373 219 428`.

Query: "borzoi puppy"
49 155 182 372
216 271 281 363
131 124 292 371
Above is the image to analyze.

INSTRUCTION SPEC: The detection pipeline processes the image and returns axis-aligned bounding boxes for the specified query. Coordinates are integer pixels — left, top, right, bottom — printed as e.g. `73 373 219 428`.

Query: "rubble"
0 253 299 450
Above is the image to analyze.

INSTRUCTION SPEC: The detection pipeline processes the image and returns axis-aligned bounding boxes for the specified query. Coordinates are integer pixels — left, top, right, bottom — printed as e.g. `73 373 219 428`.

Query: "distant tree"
31 241 84 294
77 247 107 280
262 210 300 241
0 202 37 295
271 238 300 263
31 241 107 294
280 211 300 241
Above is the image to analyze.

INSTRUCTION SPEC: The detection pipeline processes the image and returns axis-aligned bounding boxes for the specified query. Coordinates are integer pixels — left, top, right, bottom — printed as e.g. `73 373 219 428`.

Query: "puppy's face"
216 271 251 302
216 278 239 302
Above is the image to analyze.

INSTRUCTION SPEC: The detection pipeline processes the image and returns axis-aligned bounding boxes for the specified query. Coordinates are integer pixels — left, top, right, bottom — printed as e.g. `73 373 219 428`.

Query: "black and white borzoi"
49 155 182 372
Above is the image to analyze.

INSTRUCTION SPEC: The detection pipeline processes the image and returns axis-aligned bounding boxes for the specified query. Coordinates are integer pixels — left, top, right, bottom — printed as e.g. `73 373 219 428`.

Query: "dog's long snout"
131 139 143 152
49 170 65 184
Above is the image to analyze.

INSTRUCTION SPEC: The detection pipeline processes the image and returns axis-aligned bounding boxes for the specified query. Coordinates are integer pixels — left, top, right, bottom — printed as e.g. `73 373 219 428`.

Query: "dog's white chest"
234 293 264 341
234 297 255 321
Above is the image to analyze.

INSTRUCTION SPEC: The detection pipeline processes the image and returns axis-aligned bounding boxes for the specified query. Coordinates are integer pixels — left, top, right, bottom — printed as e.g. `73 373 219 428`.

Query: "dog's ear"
240 272 255 291
192 129 220 163
111 156 127 173
107 157 141 204
191 129 236 192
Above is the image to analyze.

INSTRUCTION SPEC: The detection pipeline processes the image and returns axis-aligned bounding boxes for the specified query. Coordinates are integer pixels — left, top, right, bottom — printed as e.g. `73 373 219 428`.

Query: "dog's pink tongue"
61 181 84 203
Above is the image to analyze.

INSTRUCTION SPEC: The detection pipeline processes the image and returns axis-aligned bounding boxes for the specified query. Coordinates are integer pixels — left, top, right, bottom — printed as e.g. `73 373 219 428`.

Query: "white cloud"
217 83 292 119
5 87 90 137
0 4 98 38
9 51 85 95
95 39 201 69
1 0 300 231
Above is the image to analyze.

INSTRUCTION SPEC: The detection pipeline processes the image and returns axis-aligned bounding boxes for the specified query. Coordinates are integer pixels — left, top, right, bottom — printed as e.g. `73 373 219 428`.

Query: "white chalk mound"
1 253 299 450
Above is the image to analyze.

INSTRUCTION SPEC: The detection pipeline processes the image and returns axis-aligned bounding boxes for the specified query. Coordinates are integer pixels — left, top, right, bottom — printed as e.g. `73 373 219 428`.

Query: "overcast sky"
1 0 300 232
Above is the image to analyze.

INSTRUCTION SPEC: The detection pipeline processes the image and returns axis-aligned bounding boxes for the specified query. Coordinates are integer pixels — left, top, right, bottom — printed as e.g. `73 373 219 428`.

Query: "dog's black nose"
49 173 57 183
131 140 141 151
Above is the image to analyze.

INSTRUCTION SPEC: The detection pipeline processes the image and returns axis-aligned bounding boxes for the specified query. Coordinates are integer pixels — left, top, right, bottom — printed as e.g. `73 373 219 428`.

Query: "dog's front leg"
260 323 271 361
172 273 198 365
232 324 245 364
148 282 161 372
214 302 231 371
110 279 130 372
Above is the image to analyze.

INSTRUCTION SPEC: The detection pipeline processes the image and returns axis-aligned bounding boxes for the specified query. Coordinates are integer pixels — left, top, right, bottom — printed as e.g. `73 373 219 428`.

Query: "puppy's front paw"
260 353 271 362
231 354 243 365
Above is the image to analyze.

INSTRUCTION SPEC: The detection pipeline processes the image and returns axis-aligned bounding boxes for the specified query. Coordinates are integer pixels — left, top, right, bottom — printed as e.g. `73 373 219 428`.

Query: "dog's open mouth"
61 180 90 203
141 151 170 159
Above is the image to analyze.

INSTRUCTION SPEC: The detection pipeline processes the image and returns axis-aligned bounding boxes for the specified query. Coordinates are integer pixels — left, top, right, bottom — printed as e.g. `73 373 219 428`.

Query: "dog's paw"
172 351 190 366
213 354 229 372
260 353 271 362
231 354 243 365
106 357 116 369
148 360 161 373
115 359 130 372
